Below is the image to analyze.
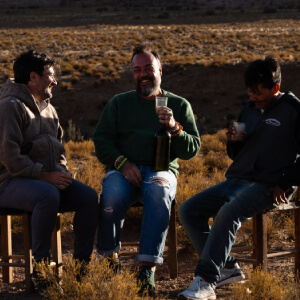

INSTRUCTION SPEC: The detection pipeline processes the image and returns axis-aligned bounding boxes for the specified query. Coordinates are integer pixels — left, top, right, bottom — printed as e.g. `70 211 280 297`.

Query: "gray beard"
136 77 161 97
137 85 155 97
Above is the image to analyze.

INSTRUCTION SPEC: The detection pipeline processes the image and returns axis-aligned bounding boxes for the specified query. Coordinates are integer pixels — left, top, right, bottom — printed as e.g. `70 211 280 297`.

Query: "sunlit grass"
1 20 300 88
231 267 300 299
36 256 153 300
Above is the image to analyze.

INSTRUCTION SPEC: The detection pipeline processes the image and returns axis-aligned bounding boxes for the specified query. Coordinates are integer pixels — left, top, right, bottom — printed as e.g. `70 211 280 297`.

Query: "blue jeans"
178 178 275 284
97 166 177 264
0 177 98 263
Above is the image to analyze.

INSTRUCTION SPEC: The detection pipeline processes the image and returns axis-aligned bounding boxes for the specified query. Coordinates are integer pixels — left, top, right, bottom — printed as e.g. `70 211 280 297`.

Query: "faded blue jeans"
97 166 177 264
178 178 275 284
0 177 98 263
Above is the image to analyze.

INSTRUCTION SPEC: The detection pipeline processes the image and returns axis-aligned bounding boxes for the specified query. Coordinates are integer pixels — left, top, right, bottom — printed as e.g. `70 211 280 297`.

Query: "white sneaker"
177 276 216 300
216 262 245 288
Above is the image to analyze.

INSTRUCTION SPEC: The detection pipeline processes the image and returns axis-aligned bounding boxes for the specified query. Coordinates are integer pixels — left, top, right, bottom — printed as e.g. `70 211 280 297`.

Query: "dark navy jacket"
226 92 300 191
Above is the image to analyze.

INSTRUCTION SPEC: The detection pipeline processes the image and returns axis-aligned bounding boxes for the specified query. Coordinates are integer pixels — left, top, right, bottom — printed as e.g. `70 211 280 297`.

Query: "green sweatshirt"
93 90 200 177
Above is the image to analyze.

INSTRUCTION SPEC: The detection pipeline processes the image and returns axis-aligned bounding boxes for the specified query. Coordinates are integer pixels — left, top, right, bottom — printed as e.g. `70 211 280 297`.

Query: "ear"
273 84 280 95
29 71 37 83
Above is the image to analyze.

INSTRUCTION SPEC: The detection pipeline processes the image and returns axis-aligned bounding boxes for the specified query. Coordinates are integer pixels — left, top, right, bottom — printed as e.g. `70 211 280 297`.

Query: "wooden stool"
231 188 300 275
0 208 62 292
121 199 178 279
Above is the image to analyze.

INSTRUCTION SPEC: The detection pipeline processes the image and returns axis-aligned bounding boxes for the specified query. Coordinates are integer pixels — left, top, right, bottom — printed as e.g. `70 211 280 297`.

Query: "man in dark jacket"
0 50 98 292
178 57 300 300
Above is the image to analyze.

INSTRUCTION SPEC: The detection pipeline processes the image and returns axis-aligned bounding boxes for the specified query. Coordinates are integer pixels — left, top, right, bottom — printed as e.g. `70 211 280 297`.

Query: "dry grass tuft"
36 256 151 300
231 268 300 299
1 20 300 88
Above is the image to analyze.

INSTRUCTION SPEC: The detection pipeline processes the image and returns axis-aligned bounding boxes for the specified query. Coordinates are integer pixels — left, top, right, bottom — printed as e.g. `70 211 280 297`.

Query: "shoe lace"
143 267 152 280
189 277 208 291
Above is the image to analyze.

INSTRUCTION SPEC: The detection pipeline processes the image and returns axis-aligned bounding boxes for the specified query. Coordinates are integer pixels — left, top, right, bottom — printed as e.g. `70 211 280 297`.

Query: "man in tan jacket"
0 50 98 293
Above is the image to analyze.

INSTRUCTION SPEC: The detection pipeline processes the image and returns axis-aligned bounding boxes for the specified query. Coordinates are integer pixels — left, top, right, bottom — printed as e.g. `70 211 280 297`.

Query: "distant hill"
0 0 298 9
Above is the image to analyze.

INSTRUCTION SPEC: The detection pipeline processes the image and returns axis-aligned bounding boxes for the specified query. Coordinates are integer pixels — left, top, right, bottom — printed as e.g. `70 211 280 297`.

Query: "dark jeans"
178 178 275 284
0 177 98 262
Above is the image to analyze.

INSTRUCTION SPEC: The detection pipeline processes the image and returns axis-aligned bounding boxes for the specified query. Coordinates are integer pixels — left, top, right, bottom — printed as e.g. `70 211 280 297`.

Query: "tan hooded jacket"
0 79 69 186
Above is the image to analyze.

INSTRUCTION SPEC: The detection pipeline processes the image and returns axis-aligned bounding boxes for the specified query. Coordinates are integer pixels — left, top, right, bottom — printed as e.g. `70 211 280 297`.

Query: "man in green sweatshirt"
93 42 200 293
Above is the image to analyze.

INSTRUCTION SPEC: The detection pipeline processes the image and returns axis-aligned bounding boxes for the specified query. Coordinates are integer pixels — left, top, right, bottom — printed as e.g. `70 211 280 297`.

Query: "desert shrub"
64 120 83 142
60 212 74 233
71 71 81 83
202 151 231 172
231 268 297 300
36 257 149 300
236 218 253 246
10 216 24 234
200 129 227 155
284 212 295 240
64 139 95 159
60 62 74 75
60 81 72 90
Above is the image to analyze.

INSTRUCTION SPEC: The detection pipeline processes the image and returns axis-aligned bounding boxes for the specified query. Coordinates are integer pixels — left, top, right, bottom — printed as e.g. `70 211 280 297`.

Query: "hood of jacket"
0 78 49 112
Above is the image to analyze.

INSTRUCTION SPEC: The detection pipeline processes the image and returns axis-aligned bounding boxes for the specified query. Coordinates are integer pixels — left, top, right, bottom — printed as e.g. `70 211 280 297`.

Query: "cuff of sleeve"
171 129 184 140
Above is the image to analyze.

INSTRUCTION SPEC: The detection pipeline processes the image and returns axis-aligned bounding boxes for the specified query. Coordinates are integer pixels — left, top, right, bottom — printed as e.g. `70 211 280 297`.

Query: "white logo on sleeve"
265 118 281 126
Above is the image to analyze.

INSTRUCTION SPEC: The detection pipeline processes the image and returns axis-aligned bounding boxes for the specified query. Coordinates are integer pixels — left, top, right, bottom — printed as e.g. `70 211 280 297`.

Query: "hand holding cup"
233 122 246 141
227 121 246 142
155 96 175 129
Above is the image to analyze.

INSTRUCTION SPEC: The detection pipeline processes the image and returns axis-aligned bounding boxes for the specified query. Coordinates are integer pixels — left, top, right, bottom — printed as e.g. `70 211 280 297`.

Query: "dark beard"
37 88 52 100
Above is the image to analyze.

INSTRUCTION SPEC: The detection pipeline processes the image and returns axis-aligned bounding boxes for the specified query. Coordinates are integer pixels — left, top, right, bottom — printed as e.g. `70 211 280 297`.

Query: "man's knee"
100 193 124 214
37 185 61 208
86 188 99 207
146 176 173 211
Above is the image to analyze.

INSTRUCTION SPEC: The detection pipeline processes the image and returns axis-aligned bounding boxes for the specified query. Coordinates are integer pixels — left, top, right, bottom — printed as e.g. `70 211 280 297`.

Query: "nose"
52 77 57 86
140 68 147 77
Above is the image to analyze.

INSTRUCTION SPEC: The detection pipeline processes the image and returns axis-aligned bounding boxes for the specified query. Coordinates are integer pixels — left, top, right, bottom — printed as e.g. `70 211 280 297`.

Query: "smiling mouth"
139 77 153 84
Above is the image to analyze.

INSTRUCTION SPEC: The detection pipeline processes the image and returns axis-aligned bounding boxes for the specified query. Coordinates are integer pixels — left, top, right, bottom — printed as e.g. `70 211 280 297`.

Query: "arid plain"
1 3 300 299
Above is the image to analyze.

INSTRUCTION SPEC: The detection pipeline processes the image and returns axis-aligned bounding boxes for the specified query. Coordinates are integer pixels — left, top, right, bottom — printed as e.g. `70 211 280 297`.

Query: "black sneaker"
216 262 245 287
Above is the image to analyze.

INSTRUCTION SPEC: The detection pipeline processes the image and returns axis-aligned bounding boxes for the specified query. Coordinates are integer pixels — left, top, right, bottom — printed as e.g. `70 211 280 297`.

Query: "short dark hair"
244 56 281 92
13 50 56 84
131 42 161 65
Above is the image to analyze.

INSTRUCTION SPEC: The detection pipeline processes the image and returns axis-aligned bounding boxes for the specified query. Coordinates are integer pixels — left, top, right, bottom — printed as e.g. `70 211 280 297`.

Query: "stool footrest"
231 245 255 252
233 189 300 276
0 211 62 293
0 262 26 267
267 249 298 258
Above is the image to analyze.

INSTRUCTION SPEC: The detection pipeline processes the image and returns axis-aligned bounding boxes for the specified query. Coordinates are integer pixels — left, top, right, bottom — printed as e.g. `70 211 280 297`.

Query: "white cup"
155 97 168 108
233 122 246 141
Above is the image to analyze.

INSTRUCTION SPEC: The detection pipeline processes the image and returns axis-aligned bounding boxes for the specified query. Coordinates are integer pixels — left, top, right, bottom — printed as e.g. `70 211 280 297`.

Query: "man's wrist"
169 121 183 137
114 155 128 171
